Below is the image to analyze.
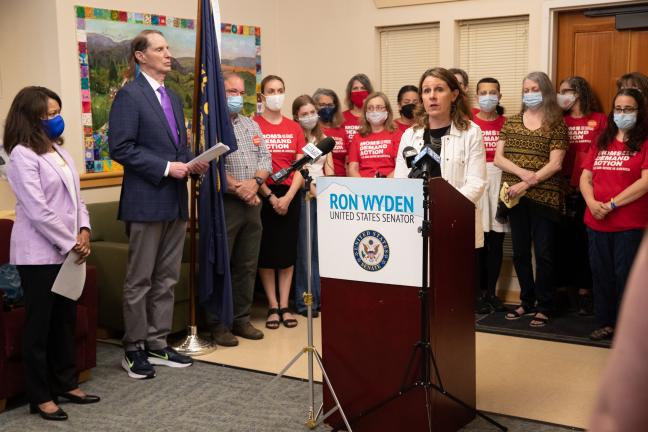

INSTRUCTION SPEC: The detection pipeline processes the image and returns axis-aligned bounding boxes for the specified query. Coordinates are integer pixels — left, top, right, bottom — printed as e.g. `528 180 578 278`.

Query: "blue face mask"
523 92 543 108
318 106 336 123
41 115 65 140
614 112 637 131
227 95 244 114
478 95 499 113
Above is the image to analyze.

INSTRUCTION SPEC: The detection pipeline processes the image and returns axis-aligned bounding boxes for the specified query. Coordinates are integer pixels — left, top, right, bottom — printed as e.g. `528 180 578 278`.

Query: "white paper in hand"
51 251 86 301
188 142 230 165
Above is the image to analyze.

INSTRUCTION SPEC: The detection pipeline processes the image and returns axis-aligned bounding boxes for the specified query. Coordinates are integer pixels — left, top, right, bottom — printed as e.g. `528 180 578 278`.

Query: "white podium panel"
317 177 423 287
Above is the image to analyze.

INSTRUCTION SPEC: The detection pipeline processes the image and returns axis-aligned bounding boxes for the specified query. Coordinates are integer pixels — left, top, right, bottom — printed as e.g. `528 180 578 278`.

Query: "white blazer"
394 121 487 248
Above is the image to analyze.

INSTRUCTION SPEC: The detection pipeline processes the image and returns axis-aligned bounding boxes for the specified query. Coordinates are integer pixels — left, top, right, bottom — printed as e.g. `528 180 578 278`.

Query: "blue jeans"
294 196 320 313
587 228 643 328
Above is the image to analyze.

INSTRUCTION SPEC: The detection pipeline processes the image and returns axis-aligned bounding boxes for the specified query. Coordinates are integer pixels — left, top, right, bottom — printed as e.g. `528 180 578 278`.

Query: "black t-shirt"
424 125 450 154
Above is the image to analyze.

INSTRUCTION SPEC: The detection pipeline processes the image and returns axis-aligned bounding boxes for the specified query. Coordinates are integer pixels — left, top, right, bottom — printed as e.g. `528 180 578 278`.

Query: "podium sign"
317 177 423 287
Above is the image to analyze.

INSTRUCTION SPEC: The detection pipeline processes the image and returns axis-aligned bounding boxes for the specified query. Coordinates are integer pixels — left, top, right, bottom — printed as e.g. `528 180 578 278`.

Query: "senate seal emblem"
353 230 390 272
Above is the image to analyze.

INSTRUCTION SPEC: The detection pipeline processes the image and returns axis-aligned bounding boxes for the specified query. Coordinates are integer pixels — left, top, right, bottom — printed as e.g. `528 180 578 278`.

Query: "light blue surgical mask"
227 95 244 114
523 92 543 108
614 112 637 131
478 95 499 113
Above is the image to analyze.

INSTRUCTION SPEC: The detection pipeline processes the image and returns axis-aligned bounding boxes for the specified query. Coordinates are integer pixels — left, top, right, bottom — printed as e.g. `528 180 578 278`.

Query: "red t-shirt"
583 138 648 232
322 126 348 177
348 129 402 178
564 112 607 187
342 110 361 143
254 115 306 186
395 120 413 133
473 115 506 163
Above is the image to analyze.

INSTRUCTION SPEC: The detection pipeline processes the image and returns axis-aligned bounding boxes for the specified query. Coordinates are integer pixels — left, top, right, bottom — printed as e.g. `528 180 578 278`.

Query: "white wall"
0 0 630 212
0 0 61 210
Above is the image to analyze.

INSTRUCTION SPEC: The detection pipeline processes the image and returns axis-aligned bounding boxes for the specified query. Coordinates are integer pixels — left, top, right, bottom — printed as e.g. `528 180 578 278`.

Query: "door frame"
540 0 638 79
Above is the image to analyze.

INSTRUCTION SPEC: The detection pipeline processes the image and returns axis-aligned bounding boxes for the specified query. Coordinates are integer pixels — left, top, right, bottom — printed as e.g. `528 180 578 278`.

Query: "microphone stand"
334 167 506 431
263 167 352 431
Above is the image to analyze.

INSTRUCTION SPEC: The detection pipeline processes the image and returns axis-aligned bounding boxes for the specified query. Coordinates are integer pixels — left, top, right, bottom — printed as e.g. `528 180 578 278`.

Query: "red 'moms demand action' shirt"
564 112 607 187
322 126 348 177
348 129 402 178
254 115 306 186
473 115 506 163
394 120 413 133
342 110 361 144
583 138 648 232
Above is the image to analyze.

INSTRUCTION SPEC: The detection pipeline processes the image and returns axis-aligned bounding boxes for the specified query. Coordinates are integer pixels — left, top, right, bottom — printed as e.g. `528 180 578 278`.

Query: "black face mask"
400 103 416 120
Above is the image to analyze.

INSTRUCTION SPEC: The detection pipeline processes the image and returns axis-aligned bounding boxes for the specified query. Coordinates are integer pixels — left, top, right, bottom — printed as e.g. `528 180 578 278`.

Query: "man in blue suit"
109 30 207 379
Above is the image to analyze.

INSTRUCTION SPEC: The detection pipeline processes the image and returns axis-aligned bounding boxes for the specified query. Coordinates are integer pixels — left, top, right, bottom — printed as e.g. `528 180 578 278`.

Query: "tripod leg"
400 342 422 390
427 344 445 392
423 384 433 432
313 350 353 432
428 383 508 432
267 349 306 387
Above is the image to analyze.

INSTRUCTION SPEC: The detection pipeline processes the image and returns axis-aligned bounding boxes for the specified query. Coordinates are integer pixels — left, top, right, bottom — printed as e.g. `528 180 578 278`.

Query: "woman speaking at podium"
394 67 487 249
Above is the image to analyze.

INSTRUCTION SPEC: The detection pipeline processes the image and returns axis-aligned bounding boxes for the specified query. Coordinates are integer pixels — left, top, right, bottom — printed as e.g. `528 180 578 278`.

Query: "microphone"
270 136 336 183
410 145 441 179
402 146 418 168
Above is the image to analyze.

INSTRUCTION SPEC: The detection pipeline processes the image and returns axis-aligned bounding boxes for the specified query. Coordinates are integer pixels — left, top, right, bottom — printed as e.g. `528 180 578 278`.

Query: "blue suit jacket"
108 74 192 222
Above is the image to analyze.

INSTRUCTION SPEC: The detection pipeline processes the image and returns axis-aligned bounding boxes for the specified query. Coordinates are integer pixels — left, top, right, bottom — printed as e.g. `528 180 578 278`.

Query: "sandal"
505 305 532 320
590 327 614 341
265 308 280 330
529 313 549 328
279 308 298 328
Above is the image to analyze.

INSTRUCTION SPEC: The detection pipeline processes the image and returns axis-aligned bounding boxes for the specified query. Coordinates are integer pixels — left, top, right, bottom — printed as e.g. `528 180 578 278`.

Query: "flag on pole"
196 0 237 326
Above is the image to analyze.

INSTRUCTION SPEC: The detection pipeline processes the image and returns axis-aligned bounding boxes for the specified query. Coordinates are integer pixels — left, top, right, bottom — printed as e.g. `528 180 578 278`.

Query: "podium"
317 177 476 431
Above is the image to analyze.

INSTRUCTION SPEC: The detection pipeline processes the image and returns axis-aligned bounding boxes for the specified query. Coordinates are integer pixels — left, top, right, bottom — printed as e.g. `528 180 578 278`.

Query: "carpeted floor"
0 342 578 431
476 310 611 348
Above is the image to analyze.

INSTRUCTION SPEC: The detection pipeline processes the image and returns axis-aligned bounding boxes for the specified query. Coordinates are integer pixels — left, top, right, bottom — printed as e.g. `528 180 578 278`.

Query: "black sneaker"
147 346 193 368
488 295 507 312
476 295 491 314
122 350 156 379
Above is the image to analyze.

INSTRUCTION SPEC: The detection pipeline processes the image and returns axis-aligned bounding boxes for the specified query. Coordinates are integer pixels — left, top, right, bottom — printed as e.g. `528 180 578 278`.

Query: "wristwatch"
254 176 264 186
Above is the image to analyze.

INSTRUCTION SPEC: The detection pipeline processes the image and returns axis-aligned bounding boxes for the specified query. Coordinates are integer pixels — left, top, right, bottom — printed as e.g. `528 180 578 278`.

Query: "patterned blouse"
500 113 568 213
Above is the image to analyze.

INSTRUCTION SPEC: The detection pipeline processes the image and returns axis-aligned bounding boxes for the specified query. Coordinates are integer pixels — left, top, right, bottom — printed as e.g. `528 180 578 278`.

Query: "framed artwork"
74 6 261 174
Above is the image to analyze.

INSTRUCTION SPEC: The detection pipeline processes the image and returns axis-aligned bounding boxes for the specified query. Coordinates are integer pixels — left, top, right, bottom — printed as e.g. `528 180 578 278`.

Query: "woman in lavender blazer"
4 87 99 421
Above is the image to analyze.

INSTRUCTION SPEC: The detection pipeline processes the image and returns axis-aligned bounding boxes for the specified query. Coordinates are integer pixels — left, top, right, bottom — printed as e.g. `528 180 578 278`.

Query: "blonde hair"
358 92 396 137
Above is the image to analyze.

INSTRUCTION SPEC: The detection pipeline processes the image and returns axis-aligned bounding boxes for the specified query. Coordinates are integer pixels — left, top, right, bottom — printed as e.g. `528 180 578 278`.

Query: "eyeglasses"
366 106 386 112
614 107 638 114
318 103 335 109
226 90 245 96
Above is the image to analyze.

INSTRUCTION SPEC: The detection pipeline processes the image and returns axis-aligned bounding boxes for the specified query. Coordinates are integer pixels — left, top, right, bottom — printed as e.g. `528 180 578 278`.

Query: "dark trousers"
587 228 644 328
555 192 592 289
508 199 557 313
479 231 505 297
206 195 262 327
17 265 77 405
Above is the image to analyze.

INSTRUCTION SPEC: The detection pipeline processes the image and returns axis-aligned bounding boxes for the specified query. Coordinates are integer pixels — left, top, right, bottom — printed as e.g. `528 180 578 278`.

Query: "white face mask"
367 111 388 126
298 114 319 130
264 94 285 111
557 93 577 111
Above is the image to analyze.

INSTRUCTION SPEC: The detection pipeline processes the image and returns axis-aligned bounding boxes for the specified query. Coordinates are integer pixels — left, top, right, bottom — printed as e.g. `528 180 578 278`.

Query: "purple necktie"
157 86 179 146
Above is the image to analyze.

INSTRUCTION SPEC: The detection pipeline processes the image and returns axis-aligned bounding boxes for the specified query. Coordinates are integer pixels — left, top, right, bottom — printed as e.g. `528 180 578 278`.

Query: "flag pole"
173 0 216 356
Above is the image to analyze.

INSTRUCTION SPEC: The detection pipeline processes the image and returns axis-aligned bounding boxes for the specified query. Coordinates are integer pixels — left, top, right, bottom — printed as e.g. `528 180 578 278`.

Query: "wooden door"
556 10 648 113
